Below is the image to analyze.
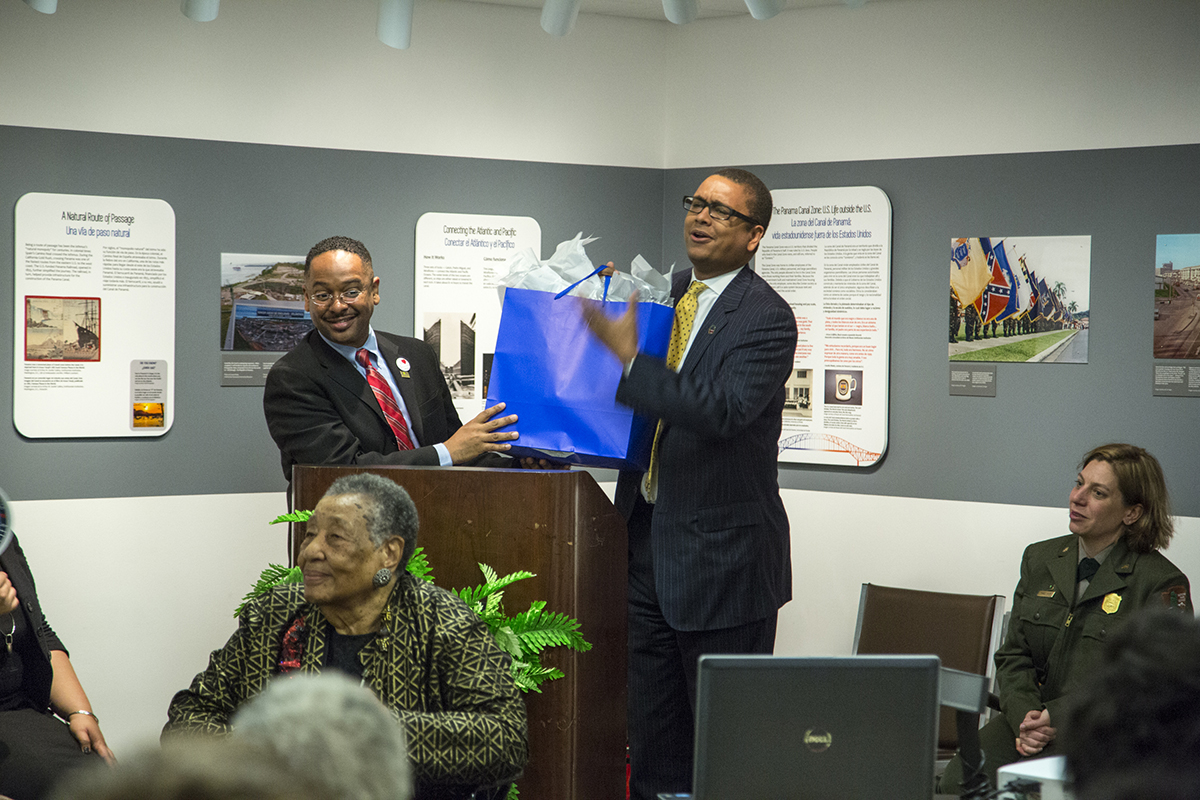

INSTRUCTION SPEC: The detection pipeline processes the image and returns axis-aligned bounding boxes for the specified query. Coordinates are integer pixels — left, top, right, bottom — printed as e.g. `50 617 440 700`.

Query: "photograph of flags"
950 235 1091 363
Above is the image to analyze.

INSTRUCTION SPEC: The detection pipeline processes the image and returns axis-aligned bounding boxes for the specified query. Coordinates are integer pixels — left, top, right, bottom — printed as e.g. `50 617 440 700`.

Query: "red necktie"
355 348 415 451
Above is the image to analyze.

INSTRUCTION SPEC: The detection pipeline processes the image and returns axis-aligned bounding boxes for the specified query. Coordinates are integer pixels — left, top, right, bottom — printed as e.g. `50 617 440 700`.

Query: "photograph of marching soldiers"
950 235 1090 363
1153 233 1200 360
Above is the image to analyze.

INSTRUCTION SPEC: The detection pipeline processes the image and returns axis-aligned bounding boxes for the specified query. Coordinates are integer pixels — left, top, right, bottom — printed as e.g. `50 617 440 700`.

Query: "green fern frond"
511 660 565 693
508 604 593 654
484 589 504 616
234 563 302 616
454 567 535 607
269 510 313 525
405 547 434 583
491 626 523 659
473 603 510 632
490 568 536 589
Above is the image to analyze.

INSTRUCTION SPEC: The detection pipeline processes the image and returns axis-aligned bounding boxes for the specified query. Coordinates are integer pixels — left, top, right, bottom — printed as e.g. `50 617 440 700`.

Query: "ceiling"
458 0 868 22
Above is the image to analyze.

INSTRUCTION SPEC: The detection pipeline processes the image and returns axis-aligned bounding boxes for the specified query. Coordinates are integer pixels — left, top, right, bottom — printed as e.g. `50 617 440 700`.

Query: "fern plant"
451 563 591 693
242 511 591 694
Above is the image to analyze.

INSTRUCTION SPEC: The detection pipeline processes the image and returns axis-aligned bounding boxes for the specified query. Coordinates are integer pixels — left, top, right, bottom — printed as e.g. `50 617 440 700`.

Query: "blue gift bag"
487 287 675 470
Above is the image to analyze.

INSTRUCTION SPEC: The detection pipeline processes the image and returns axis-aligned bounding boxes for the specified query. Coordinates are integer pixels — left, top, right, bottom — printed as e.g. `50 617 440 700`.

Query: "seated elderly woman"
940 443 1193 794
0 530 114 800
163 473 528 800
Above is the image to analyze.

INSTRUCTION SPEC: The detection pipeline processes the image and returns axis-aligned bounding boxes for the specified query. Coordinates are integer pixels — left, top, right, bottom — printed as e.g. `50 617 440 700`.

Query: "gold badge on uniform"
1038 590 1056 598
1102 593 1122 614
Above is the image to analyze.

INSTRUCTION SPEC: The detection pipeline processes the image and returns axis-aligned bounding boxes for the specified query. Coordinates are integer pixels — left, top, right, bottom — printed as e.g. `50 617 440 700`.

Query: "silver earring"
372 568 393 588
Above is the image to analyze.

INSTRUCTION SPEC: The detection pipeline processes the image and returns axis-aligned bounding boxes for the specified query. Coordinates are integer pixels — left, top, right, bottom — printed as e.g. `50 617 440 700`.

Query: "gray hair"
232 673 413 800
324 473 419 568
50 740 330 800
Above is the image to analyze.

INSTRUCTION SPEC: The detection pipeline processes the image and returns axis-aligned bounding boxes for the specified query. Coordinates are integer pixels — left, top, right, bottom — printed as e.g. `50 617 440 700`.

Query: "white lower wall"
11 487 1199 754
11 492 290 753
772 490 1200 657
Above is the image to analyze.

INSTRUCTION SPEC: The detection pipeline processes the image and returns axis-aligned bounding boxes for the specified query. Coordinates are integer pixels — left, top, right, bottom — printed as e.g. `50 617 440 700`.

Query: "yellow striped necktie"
644 280 707 500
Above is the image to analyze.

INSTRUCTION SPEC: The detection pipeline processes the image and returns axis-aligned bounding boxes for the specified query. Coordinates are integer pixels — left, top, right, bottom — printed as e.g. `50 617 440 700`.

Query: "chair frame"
851 582 1006 756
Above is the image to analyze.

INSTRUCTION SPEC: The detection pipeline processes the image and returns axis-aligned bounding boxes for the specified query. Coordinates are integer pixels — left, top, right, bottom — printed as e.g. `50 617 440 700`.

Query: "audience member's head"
1064 609 1200 800
1068 771 1200 800
233 673 413 800
50 739 329 800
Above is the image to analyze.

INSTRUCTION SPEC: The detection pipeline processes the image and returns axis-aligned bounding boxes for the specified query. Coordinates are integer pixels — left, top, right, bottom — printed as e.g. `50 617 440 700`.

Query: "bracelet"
67 710 99 724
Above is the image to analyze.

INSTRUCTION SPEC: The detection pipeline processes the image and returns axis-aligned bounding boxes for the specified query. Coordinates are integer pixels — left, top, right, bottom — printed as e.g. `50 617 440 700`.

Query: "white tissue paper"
496 233 674 306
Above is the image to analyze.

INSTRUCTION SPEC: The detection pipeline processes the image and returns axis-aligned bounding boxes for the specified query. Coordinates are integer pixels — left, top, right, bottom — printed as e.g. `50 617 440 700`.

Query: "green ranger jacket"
995 533 1192 734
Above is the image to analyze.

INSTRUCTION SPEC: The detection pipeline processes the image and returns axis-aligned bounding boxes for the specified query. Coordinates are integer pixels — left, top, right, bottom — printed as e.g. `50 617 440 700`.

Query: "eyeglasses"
308 288 367 306
683 195 762 227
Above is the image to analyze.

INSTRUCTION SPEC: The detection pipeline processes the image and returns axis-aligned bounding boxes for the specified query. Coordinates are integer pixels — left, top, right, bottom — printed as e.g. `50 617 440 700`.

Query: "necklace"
2 613 12 654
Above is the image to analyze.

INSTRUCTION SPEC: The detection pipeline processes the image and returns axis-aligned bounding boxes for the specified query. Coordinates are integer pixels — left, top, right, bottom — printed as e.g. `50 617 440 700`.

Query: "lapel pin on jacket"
396 357 411 377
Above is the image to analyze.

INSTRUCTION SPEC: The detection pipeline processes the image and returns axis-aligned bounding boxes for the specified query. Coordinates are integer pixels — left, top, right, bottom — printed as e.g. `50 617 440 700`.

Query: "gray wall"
0 125 663 500
4 126 1197 517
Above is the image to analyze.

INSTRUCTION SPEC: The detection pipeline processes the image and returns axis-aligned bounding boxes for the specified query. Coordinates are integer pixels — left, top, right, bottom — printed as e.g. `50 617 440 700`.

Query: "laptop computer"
660 654 940 800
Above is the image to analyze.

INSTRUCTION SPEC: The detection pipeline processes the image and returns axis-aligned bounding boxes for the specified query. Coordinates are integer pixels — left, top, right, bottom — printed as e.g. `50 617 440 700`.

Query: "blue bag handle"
554 263 612 301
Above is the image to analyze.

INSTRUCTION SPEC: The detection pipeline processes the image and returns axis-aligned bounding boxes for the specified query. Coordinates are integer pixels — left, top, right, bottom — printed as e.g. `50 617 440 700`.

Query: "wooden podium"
293 465 627 800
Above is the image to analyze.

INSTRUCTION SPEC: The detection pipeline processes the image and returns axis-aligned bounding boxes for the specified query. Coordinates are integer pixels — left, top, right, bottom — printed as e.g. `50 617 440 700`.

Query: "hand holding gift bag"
487 235 674 469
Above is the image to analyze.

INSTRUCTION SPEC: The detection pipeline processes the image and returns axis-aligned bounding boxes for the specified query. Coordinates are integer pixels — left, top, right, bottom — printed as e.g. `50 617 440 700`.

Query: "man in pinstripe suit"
584 169 797 800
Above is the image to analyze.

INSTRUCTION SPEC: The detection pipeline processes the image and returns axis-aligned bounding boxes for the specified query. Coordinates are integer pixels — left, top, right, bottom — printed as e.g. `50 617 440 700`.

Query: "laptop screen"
690 655 940 800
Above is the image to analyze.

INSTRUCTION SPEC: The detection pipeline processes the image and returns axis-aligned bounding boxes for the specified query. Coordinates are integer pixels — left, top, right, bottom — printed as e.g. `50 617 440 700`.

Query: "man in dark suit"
583 169 796 800
264 236 520 482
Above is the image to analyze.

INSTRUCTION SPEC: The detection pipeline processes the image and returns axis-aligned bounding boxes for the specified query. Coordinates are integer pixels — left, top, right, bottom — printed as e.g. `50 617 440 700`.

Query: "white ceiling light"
22 0 57 12
378 0 415 49
662 0 698 24
181 0 219 22
743 0 786 20
541 0 582 36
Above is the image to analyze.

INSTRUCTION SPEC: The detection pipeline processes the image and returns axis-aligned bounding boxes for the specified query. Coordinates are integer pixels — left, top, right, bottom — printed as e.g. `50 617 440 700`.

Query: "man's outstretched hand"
444 402 519 463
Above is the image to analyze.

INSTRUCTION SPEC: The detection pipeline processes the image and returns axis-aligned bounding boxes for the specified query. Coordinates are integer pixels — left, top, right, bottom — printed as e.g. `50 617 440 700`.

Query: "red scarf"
278 615 306 674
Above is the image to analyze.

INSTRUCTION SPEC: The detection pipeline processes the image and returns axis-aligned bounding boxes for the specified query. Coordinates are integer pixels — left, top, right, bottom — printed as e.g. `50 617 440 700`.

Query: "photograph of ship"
25 296 101 362
1153 234 1200 360
950 235 1090 363
132 402 165 428
220 252 311 351
424 312 476 400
